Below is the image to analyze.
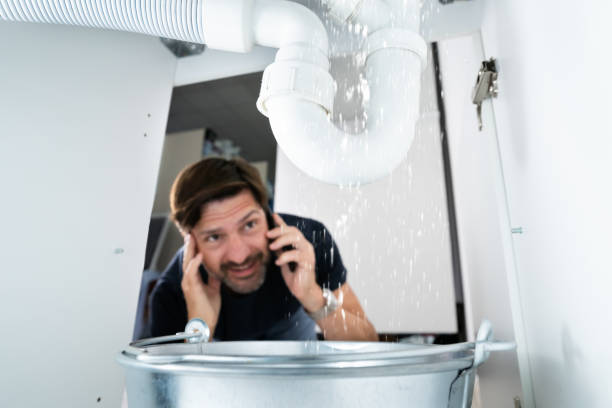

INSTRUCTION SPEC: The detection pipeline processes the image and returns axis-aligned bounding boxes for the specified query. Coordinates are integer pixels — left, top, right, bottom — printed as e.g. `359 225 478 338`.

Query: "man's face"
190 190 270 294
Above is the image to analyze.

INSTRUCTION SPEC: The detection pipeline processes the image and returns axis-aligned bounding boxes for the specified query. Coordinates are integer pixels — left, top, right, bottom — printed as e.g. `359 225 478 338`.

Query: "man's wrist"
186 301 218 333
305 287 342 322
301 285 325 314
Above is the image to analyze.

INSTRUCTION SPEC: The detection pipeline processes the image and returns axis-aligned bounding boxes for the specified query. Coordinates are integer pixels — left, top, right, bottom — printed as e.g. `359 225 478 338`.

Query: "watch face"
323 289 338 308
185 318 210 343
307 288 341 321
322 288 332 305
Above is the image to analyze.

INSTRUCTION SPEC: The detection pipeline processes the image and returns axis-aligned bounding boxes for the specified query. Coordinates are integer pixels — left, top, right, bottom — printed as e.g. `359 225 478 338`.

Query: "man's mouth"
223 254 263 280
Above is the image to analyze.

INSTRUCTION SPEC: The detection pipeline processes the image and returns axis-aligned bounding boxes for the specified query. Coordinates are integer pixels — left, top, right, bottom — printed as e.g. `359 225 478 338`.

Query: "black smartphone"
266 208 297 272
265 207 275 230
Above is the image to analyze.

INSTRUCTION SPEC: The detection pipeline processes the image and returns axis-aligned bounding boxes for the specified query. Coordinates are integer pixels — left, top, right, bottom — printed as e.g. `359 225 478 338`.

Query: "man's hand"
266 213 325 314
181 234 221 335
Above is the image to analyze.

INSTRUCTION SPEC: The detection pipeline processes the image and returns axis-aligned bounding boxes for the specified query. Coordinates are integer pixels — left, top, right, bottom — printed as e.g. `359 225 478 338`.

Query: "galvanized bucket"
118 320 513 408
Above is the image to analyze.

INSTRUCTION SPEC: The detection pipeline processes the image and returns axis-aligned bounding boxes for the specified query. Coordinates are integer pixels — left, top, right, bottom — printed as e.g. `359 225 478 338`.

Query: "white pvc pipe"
1 0 426 185
252 0 426 184
350 0 393 32
252 0 328 56
385 0 421 31
265 48 423 185
0 0 206 44
0 0 287 52
323 0 392 32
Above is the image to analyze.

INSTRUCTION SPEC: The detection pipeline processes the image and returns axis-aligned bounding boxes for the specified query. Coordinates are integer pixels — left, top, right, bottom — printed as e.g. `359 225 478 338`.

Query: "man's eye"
205 234 219 243
244 220 257 230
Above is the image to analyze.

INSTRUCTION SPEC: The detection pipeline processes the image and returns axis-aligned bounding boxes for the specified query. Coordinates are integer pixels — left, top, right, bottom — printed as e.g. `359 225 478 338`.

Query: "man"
149 157 377 341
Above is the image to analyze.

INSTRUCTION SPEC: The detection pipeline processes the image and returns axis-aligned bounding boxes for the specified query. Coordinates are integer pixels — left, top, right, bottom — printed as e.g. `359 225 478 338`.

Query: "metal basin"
118 321 513 408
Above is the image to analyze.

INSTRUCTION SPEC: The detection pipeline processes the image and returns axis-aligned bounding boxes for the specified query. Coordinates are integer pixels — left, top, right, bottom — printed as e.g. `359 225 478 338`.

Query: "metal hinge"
471 58 498 131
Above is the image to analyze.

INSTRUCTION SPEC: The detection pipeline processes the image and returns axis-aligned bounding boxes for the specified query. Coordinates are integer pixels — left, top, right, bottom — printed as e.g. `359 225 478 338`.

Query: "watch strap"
306 288 341 321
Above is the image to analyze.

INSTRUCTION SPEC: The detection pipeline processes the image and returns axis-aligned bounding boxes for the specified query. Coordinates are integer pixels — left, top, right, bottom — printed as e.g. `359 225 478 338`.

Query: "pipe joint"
203 0 255 52
323 0 392 32
257 52 335 118
252 0 328 55
365 28 428 68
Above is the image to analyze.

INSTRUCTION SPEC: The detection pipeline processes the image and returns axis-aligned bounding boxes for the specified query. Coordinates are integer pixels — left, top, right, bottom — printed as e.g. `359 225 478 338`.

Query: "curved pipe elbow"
267 99 416 185
252 0 328 56
264 46 425 185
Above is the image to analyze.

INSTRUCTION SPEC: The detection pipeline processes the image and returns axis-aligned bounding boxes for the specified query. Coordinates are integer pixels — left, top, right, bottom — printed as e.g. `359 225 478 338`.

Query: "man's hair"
170 157 269 231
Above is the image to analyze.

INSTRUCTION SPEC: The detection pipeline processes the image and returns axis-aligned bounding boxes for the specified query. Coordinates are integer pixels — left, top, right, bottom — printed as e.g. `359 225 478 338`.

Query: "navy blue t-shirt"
148 214 347 341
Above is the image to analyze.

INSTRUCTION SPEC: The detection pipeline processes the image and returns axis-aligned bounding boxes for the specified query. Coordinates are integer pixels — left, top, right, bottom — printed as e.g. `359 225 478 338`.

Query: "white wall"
274 52 458 334
151 129 204 272
479 3 612 406
444 2 612 407
438 32 525 408
153 129 205 214
420 0 484 42
0 21 176 407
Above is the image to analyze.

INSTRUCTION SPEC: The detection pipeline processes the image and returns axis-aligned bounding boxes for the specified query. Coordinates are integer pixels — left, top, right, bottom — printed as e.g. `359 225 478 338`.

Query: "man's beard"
220 251 269 294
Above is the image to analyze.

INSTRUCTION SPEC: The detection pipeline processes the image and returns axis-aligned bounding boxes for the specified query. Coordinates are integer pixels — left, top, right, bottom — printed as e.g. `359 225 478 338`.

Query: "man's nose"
226 234 250 264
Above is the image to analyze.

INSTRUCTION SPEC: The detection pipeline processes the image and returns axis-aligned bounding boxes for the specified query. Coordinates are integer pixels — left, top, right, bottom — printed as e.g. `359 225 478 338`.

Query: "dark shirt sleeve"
309 221 347 291
148 258 187 337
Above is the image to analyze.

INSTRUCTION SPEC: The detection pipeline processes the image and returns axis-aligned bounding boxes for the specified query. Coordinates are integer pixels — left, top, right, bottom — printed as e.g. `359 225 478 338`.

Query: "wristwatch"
185 318 210 343
306 288 342 321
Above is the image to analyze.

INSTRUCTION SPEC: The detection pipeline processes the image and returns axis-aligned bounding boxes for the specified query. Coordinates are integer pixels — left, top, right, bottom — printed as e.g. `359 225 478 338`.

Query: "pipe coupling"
365 28 428 69
203 0 255 52
257 53 335 117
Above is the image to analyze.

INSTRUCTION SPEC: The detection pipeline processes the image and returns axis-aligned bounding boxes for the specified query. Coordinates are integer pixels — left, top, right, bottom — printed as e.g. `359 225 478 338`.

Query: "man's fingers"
183 254 204 289
183 234 196 270
266 224 299 239
185 234 195 255
272 212 286 227
266 228 282 239
275 249 300 267
266 213 288 237
185 254 221 293
269 231 302 250
185 253 203 277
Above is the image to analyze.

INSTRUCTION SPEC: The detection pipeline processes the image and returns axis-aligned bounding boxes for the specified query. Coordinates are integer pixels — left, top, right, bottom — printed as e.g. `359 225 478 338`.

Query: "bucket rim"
117 340 476 377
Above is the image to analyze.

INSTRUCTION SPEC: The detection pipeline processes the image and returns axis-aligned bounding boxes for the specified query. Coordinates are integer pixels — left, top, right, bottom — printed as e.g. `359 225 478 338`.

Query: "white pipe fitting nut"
365 28 428 69
257 59 335 118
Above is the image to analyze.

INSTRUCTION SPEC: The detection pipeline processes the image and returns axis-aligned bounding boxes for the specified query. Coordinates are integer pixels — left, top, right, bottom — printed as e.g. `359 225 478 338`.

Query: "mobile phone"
266 208 297 272
198 264 209 284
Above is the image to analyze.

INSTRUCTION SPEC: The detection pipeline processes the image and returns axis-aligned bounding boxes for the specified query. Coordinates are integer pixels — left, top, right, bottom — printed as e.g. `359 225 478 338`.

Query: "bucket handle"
473 319 515 367
130 318 210 348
